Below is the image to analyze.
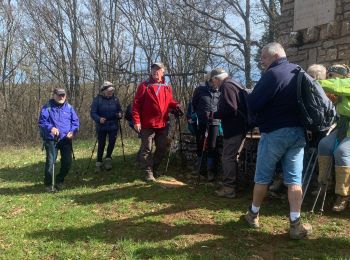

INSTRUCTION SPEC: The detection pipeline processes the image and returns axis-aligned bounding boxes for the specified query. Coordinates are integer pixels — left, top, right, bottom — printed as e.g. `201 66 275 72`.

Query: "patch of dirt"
162 209 216 225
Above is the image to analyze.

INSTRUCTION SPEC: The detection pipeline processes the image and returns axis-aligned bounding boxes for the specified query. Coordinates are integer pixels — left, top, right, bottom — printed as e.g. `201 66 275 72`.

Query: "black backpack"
296 67 338 132
226 79 256 130
124 104 133 122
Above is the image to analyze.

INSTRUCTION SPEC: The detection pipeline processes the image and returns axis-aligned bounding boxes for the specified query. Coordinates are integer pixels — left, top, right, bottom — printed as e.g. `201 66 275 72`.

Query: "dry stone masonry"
279 0 350 69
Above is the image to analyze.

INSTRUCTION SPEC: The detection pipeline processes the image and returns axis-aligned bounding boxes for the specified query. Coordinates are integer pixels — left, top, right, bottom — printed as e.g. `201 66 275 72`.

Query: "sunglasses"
328 66 349 77
58 93 66 97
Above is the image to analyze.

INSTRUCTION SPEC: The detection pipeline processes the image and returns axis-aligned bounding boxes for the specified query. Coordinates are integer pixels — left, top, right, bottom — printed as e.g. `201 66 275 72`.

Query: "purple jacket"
38 99 80 141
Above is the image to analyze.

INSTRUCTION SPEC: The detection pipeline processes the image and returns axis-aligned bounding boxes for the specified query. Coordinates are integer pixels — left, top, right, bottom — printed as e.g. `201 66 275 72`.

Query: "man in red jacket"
132 62 180 181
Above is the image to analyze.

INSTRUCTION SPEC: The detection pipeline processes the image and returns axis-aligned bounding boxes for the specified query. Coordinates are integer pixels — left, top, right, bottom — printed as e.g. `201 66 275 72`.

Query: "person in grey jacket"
91 81 122 172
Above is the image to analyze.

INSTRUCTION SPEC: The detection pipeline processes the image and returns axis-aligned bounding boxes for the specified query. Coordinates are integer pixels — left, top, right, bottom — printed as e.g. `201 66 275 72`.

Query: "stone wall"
279 0 350 69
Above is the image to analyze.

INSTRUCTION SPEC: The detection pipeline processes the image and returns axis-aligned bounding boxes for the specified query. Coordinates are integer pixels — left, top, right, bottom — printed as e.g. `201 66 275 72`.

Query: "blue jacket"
247 58 301 133
38 99 80 141
90 94 122 131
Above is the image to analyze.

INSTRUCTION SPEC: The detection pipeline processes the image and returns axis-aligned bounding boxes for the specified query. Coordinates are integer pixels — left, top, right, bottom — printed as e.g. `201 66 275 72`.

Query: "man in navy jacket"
243 42 312 239
39 88 79 192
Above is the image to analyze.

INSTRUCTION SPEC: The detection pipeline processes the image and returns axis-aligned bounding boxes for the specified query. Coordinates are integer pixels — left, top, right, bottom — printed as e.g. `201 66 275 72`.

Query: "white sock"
251 204 260 214
290 212 300 222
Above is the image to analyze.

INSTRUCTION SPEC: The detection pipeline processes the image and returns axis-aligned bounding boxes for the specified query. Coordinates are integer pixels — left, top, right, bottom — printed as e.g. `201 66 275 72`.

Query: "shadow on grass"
0 153 143 195
28 208 350 259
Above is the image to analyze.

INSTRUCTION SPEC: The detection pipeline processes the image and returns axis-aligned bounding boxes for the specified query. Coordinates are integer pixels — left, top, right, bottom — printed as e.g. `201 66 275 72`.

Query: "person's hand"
51 127 59 136
100 117 106 124
188 118 193 124
66 131 74 139
116 112 123 120
326 93 338 104
134 123 141 133
173 105 184 118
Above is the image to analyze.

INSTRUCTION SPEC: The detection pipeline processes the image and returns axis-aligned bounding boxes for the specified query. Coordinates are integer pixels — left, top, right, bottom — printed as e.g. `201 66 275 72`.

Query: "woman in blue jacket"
91 81 122 172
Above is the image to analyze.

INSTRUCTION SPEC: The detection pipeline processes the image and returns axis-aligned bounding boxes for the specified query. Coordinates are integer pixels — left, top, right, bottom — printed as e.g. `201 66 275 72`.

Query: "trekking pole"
301 148 318 204
118 120 126 162
176 116 185 168
310 125 337 213
196 125 209 186
84 138 98 175
310 158 333 213
165 124 177 172
51 136 59 192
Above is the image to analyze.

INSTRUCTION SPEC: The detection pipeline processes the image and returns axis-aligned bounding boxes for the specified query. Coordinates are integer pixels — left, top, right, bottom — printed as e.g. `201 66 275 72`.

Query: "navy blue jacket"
90 94 122 131
247 58 301 133
38 99 80 141
192 82 220 125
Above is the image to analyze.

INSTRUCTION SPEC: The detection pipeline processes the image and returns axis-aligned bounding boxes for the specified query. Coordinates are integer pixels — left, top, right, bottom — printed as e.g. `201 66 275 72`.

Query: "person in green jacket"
318 64 350 212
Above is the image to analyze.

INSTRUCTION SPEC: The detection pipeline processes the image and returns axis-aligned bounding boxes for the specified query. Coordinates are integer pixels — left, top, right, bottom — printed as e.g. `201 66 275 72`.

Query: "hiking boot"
45 186 57 193
95 162 102 173
145 172 156 182
332 195 350 212
289 218 312 239
215 186 236 198
104 158 112 171
244 208 260 228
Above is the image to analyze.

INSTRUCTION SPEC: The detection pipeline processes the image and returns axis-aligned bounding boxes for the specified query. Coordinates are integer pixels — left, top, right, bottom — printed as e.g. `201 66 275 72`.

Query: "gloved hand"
173 106 184 118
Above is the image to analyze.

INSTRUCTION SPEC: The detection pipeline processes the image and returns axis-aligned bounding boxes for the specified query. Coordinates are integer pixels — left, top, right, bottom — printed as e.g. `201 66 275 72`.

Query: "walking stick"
196 124 209 186
119 120 126 162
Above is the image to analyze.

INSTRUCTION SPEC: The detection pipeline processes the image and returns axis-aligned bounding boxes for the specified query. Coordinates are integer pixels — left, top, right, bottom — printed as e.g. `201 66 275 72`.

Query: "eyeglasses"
58 94 66 97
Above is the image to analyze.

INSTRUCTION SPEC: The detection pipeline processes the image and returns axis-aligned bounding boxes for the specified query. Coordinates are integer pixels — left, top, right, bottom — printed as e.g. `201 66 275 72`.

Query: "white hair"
262 42 286 58
213 72 229 80
307 64 327 80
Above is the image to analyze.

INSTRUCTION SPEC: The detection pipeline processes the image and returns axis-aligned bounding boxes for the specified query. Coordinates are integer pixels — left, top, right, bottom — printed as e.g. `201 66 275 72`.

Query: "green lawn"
0 139 349 259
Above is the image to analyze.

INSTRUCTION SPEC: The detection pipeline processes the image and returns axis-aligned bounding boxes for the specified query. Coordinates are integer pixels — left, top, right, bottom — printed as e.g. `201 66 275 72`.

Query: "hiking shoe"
145 172 156 182
95 162 103 173
45 186 57 193
215 186 236 198
289 218 312 239
244 208 260 228
104 158 112 171
332 195 350 212
55 183 65 191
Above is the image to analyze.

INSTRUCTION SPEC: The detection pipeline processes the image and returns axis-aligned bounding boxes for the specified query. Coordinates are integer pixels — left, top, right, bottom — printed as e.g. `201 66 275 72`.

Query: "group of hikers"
38 42 350 240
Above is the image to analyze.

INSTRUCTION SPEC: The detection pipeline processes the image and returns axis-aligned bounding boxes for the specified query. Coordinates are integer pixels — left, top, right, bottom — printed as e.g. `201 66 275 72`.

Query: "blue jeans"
44 138 72 186
254 127 305 185
318 129 350 166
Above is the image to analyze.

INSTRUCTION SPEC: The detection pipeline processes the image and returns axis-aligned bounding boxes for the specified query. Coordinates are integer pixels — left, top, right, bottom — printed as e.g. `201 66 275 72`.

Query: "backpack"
226 79 256 130
296 66 338 132
124 103 133 122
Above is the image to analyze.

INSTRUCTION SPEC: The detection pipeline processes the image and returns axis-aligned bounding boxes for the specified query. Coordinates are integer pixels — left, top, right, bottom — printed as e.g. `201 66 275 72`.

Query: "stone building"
279 0 350 69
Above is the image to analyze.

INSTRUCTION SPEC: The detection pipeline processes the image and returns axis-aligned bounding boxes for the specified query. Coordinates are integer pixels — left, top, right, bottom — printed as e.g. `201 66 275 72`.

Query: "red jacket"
132 77 178 129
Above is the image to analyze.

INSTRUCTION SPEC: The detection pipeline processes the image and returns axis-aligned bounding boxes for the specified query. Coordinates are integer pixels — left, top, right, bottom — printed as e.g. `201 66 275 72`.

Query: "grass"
0 138 349 259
